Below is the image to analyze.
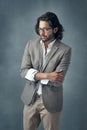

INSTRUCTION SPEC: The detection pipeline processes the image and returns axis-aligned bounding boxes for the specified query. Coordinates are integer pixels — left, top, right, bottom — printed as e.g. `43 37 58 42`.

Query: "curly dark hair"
35 12 64 40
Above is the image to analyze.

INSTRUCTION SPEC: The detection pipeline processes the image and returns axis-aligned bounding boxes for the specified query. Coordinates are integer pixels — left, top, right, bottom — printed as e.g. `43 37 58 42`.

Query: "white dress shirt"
25 39 56 95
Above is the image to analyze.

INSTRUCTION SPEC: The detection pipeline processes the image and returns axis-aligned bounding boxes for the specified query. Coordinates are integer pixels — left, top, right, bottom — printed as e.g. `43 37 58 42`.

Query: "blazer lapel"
42 40 61 72
38 42 43 71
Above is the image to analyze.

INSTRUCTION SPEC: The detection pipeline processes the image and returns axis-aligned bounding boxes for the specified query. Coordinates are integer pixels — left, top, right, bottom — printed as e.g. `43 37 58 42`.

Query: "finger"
57 73 64 78
57 77 64 82
57 75 64 80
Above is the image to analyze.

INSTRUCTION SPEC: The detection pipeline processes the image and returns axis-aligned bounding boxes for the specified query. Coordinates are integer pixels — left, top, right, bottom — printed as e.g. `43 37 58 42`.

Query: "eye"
38 28 52 32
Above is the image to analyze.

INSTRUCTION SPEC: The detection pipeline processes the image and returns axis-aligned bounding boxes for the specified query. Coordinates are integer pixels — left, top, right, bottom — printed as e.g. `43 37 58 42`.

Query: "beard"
40 33 55 43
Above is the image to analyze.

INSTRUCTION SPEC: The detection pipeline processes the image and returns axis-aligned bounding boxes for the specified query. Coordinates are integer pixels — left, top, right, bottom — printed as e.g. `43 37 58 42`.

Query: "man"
20 12 71 130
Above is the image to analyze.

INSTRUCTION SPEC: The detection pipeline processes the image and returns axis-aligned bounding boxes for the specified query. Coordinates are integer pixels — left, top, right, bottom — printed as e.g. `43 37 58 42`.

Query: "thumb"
55 69 63 73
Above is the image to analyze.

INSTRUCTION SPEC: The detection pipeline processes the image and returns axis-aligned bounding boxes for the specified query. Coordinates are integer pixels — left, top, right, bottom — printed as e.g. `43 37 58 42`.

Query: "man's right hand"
47 69 64 83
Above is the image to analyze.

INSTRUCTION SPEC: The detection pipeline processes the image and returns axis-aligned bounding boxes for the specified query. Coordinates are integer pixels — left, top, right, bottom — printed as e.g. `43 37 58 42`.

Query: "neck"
44 37 55 48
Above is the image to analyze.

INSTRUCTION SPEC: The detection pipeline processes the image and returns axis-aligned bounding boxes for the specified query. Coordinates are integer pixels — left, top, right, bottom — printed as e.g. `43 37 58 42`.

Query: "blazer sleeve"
56 47 72 76
47 47 72 87
20 41 33 78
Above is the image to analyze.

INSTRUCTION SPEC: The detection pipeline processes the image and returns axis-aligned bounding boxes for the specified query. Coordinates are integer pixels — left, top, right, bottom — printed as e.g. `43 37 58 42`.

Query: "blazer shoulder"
58 41 71 52
24 38 40 51
28 38 40 47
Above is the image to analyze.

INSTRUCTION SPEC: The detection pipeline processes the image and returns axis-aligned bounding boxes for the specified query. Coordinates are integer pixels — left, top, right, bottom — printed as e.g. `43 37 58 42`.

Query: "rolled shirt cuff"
41 79 49 84
25 68 38 81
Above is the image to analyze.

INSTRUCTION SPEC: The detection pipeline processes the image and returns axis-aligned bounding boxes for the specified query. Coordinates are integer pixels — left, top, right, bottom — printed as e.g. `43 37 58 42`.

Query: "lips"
41 36 47 40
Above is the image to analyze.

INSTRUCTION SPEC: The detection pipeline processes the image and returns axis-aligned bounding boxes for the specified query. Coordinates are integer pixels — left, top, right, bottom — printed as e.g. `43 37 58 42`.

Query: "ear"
53 27 58 33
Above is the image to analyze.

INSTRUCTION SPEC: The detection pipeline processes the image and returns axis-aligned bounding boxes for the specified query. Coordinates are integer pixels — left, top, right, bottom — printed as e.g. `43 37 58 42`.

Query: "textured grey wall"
0 0 87 130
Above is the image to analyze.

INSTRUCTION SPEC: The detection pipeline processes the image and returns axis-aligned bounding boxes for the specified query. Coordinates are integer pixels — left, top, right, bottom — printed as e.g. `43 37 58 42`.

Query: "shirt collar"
40 39 56 49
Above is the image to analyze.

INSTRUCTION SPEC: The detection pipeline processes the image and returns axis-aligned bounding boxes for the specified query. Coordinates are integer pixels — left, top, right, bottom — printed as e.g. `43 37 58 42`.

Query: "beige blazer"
20 38 71 112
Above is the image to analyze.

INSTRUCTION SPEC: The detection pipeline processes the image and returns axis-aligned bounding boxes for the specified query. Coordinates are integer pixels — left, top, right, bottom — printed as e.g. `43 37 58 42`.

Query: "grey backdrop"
0 0 87 130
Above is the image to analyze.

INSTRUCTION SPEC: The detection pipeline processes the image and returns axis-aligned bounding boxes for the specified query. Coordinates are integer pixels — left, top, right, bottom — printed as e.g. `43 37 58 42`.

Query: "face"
38 21 58 43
